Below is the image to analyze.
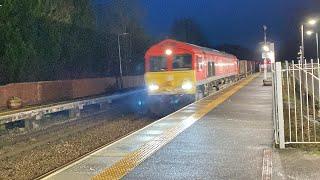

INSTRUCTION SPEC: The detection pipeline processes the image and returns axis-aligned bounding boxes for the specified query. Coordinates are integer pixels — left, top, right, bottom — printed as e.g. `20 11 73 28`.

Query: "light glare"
308 19 317 25
182 82 193 90
306 30 314 36
165 49 172 55
148 84 159 91
262 45 270 52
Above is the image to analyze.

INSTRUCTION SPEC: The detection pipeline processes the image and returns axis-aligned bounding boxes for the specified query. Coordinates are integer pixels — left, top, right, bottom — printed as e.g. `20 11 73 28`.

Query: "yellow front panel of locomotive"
145 70 196 95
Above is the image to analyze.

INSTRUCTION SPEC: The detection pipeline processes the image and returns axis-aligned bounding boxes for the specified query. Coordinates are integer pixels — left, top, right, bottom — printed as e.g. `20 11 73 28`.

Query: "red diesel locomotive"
144 39 240 114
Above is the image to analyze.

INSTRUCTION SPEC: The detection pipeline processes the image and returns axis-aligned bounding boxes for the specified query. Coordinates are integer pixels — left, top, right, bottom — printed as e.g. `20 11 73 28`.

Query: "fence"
273 60 320 149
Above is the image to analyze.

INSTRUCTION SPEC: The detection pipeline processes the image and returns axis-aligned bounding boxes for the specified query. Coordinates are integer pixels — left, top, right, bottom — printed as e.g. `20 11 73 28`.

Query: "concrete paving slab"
273 149 320 180
125 75 274 180
50 156 121 180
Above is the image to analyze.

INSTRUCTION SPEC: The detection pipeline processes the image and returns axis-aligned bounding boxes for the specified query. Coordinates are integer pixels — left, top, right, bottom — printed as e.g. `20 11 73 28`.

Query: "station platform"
43 74 273 180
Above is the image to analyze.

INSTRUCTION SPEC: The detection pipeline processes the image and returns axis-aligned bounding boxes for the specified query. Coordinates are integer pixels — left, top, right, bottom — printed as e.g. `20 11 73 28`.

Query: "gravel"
0 104 154 180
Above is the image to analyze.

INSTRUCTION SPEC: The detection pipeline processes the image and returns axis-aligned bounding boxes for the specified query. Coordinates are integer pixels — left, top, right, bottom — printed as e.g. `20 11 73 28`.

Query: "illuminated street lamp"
304 18 319 62
301 18 318 64
308 19 319 62
308 19 317 26
118 32 129 89
259 26 275 84
262 45 270 52
306 30 313 36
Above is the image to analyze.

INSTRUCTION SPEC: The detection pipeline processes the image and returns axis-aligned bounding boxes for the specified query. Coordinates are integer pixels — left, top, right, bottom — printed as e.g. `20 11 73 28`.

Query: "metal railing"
273 60 320 148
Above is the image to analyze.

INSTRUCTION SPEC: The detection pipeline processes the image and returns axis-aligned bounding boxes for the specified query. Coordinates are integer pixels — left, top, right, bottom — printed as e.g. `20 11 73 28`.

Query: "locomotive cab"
145 53 197 96
144 39 239 115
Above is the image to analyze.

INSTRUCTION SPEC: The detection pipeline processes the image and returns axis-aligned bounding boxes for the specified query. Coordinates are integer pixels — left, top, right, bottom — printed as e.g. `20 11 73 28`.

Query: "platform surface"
44 74 273 180
124 75 273 179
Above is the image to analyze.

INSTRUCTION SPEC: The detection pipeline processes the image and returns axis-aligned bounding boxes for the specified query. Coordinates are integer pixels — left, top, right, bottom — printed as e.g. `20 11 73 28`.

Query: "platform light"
262 45 270 52
148 84 159 91
306 30 314 36
308 19 317 26
165 49 172 55
182 81 193 90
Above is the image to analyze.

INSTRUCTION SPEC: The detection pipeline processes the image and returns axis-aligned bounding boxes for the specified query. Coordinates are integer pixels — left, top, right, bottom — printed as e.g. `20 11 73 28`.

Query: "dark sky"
94 0 320 59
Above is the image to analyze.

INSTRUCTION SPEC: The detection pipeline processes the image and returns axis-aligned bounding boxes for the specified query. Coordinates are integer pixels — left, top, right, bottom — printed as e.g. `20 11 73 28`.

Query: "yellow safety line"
93 74 259 180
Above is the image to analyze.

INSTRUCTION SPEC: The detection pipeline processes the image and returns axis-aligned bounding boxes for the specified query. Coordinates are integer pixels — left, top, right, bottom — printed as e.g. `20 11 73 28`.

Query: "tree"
0 0 152 85
170 18 209 46
0 0 105 84
97 0 153 76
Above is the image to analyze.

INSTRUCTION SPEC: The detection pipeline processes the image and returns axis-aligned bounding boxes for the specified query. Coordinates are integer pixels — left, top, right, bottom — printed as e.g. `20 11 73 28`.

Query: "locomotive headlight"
148 84 159 91
182 81 193 90
165 49 172 55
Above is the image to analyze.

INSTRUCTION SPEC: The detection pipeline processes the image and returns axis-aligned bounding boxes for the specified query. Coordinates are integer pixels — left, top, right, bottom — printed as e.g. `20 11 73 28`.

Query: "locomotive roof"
185 42 236 58
149 39 237 59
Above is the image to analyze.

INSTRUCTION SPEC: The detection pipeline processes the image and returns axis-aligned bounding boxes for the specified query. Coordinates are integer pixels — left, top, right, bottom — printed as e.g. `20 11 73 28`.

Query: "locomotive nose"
163 80 174 87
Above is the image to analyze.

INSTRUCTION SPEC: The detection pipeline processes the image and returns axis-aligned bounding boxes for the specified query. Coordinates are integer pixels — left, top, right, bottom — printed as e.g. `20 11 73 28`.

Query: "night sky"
94 0 320 59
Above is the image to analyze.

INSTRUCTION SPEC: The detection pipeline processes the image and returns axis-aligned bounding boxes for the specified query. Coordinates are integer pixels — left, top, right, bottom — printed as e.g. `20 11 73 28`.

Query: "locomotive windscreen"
150 56 167 72
173 54 192 70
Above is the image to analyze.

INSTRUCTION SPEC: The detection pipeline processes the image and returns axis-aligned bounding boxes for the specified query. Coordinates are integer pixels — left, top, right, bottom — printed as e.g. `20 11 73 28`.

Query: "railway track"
0 96 154 180
33 115 148 180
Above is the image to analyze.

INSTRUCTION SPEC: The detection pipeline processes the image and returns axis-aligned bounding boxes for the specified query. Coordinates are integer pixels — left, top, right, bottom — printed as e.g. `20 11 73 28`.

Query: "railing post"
276 62 285 149
271 63 278 144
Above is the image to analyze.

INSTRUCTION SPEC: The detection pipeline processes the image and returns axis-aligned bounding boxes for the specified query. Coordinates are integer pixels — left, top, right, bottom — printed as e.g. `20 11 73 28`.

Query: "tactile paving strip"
262 149 272 180
93 74 259 180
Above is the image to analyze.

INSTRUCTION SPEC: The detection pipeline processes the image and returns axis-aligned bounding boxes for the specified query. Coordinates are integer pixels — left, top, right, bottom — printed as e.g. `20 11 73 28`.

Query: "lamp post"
317 32 319 63
306 30 319 62
117 32 129 89
305 19 319 85
301 19 318 64
301 24 305 64
305 19 320 113
307 19 318 61
263 25 268 80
